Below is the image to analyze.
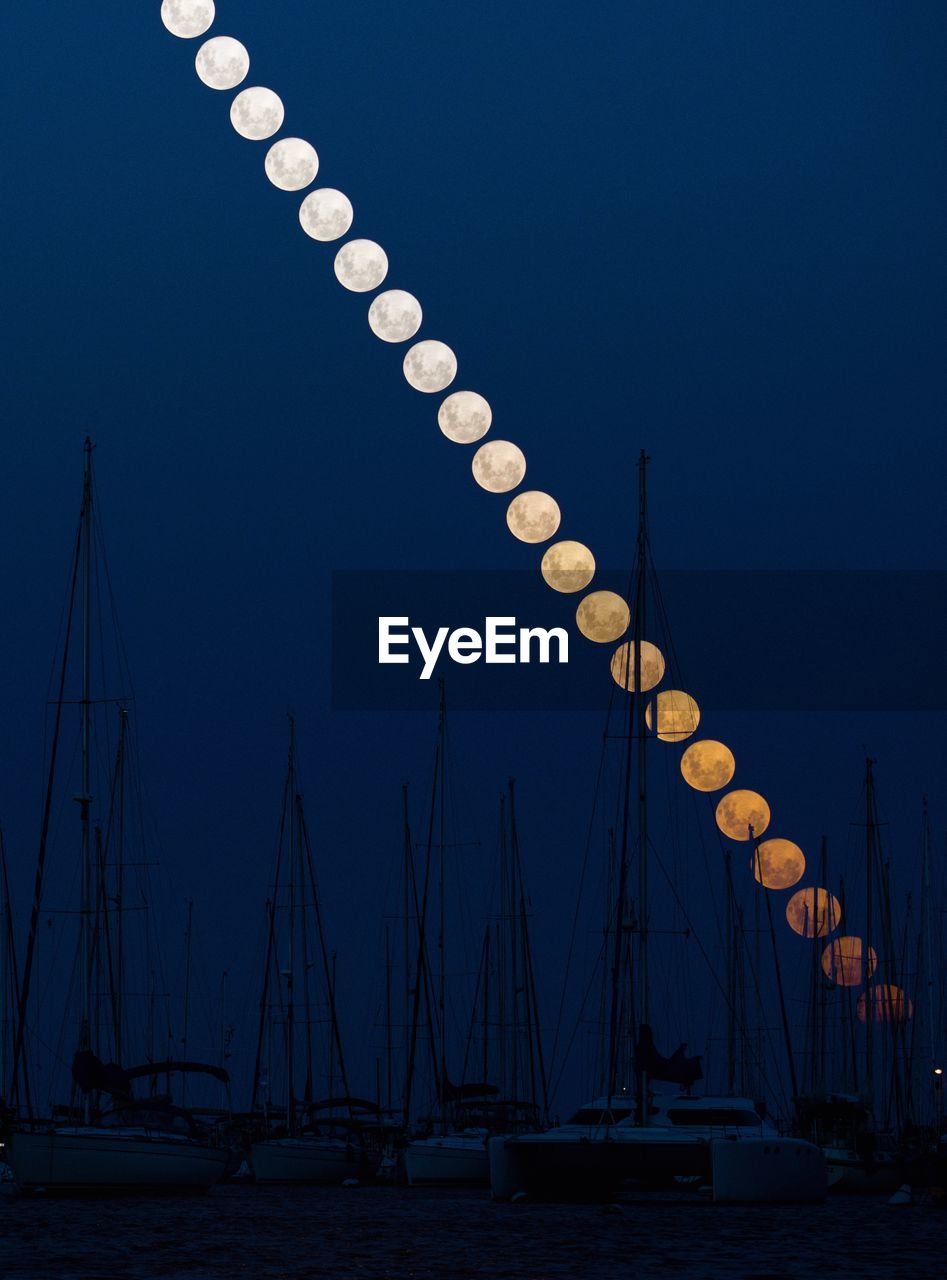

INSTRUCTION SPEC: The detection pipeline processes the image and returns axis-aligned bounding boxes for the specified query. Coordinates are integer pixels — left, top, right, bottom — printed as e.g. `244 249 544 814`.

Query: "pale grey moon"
299 189 353 242
265 138 319 191
230 86 284 141
368 291 422 343
161 0 215 38
334 240 389 293
194 36 249 90
403 341 457 393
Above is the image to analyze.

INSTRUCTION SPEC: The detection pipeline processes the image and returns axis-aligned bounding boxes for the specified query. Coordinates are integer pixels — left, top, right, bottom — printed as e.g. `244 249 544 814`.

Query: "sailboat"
490 452 825 1203
404 772 548 1186
3 440 230 1192
248 718 382 1184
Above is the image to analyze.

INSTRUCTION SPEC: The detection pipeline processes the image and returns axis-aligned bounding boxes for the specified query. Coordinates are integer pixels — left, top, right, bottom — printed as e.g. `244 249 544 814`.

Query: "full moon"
821 936 877 987
857 985 912 1023
540 541 595 594
751 838 805 890
715 790 771 841
680 740 735 792
785 887 841 938
506 492 561 544
438 391 491 443
195 36 248 89
299 189 353 242
265 138 318 191
403 341 458 393
471 441 526 493
575 591 630 643
609 640 665 692
645 690 700 742
368 290 422 343
161 0 214 38
334 240 389 293
230 87 284 140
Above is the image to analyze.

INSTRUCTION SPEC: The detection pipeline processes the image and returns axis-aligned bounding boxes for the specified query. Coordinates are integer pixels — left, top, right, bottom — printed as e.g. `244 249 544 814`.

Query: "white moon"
299 189 353 242
438 391 491 443
506 492 561 544
403 341 457 393
194 36 248 90
368 290 422 343
334 240 389 293
230 87 284 141
265 138 318 191
575 591 630 643
471 441 526 493
540 541 595 593
161 0 215 38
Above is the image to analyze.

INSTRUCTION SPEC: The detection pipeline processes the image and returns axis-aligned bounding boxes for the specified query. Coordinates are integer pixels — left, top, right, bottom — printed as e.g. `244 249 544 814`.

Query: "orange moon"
715 790 771 841
857 985 913 1023
645 690 700 742
785 887 841 937
680 740 735 792
821 936 877 986
576 591 630 643
750 839 805 890
609 640 665 692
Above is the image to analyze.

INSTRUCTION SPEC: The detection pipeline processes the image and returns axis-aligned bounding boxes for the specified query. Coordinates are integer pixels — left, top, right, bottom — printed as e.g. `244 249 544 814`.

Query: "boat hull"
6 1128 229 1193
404 1137 489 1187
251 1137 378 1184
711 1138 826 1203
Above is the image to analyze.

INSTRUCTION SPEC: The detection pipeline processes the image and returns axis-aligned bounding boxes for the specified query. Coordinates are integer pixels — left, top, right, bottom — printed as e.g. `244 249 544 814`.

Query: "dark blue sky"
1 2 945 1116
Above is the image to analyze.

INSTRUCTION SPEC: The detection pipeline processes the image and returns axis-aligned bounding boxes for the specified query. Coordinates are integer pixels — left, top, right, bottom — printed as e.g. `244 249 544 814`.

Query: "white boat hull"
251 1137 377 1184
404 1136 489 1186
6 1128 229 1192
711 1138 827 1203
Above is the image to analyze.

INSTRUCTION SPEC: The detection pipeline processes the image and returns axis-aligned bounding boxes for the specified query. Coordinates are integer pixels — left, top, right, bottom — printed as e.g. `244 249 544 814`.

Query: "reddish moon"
821 935 877 987
751 839 806 890
785 887 841 938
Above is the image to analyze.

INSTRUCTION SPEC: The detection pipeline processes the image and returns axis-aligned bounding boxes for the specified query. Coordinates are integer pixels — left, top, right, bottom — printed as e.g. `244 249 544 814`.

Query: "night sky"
1 1 945 1118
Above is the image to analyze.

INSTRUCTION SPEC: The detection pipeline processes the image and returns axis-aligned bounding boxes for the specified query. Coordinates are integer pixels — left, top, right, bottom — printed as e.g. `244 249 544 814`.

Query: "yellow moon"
645 690 700 742
540 541 595 594
471 441 526 493
750 838 805 890
438 391 491 443
857 985 912 1023
785 887 841 937
506 492 561 544
575 591 630 643
680 740 735 792
609 640 665 692
821 936 877 987
715 790 771 841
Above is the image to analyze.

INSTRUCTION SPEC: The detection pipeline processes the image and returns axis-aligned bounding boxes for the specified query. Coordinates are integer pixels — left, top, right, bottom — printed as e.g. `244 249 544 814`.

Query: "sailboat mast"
635 449 650 1122
437 681 447 1132
921 799 937 1091
286 717 297 1135
78 438 94 1120
864 758 875 1095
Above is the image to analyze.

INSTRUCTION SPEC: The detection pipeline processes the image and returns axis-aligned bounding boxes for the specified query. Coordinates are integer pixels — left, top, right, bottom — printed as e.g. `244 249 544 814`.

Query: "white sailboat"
4 440 229 1193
